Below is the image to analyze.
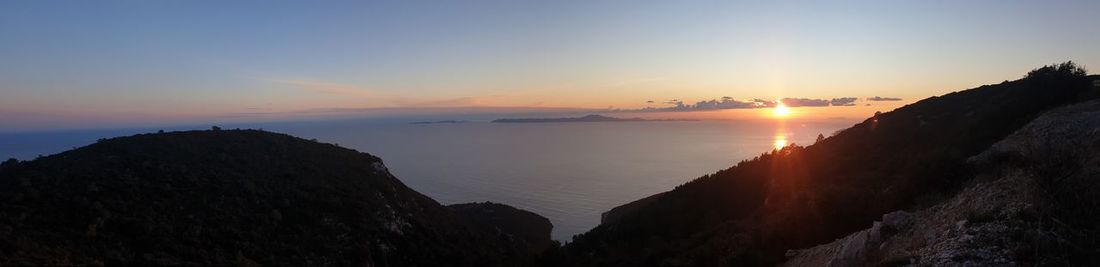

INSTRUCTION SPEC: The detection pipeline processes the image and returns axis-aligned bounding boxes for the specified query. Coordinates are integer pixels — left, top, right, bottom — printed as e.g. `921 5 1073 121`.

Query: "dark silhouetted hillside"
0 129 552 266
449 202 556 255
784 98 1100 266
562 62 1099 266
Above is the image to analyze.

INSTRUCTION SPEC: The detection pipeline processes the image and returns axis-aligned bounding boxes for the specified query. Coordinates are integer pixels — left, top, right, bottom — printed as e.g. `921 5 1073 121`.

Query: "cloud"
616 96 860 112
867 96 903 101
830 97 858 106
273 79 372 98
781 98 830 107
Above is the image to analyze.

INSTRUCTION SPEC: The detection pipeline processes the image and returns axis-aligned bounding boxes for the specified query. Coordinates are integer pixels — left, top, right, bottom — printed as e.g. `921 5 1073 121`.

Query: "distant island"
410 120 468 124
492 114 694 123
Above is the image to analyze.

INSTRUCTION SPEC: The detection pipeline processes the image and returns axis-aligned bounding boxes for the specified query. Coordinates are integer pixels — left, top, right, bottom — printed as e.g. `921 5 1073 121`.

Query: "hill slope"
784 99 1100 266
0 129 551 266
449 202 556 255
563 63 1098 266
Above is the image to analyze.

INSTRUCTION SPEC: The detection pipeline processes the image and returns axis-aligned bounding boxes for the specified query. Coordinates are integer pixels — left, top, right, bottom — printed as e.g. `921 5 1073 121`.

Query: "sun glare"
772 102 791 118
773 136 788 150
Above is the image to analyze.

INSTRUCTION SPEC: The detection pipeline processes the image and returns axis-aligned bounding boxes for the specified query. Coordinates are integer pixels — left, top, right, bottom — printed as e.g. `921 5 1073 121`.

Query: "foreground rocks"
783 99 1100 266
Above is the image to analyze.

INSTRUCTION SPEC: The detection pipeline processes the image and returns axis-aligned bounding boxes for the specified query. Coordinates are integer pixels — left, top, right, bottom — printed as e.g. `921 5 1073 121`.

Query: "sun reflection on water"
773 136 788 150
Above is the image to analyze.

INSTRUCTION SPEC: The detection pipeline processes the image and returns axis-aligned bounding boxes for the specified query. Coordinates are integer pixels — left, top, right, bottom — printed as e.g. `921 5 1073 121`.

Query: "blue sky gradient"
2 0 1099 131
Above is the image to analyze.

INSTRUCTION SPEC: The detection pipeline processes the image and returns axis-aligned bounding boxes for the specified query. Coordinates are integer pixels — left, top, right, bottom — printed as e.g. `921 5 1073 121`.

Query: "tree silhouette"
1 158 17 168
1026 61 1087 79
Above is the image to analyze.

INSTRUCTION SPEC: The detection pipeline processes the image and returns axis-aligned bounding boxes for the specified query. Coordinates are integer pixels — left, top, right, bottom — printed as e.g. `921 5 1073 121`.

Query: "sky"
2 0 1099 132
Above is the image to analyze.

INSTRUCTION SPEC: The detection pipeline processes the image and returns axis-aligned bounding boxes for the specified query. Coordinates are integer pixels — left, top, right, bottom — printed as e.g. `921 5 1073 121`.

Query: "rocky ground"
782 99 1100 266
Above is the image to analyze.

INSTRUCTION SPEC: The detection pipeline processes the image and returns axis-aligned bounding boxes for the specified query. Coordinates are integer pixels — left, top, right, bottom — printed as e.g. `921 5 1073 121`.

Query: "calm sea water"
0 119 856 241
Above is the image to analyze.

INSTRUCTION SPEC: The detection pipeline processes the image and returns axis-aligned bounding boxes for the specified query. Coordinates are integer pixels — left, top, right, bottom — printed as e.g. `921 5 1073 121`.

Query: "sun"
772 102 791 118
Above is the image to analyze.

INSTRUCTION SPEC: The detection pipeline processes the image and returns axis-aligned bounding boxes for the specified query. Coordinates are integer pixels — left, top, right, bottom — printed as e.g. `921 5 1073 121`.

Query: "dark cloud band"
614 96 865 112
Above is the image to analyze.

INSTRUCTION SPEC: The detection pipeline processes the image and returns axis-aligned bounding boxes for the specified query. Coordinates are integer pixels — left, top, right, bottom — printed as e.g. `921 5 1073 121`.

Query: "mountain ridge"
1 64 1096 266
784 98 1100 265
0 129 553 266
560 63 1099 266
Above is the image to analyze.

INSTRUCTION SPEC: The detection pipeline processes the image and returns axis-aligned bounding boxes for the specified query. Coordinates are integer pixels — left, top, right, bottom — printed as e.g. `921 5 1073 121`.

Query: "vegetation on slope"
785 99 1100 265
449 202 556 255
563 62 1098 266
0 129 550 266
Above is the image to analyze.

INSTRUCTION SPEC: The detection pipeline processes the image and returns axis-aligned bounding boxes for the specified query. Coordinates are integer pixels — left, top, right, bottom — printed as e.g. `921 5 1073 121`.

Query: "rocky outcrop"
783 173 1038 266
783 99 1100 266
782 210 915 266
565 66 1097 267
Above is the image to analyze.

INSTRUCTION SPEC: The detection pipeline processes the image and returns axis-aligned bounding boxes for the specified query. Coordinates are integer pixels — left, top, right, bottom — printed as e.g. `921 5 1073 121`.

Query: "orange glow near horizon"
772 102 791 118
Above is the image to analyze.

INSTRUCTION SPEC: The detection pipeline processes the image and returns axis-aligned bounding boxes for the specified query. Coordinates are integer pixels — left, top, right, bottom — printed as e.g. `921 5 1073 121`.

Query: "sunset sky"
2 1 1099 131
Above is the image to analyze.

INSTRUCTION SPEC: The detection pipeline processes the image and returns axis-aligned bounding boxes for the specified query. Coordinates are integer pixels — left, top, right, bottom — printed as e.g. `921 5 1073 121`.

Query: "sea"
0 116 859 241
